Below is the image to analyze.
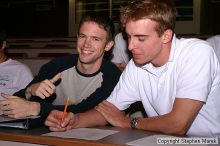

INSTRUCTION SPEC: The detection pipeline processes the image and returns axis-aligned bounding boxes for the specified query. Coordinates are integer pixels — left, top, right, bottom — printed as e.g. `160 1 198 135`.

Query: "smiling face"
77 21 113 66
126 19 171 67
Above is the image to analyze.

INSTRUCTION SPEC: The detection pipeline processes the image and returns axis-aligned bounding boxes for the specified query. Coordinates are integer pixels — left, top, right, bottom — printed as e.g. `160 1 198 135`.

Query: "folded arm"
0 93 40 118
96 98 204 136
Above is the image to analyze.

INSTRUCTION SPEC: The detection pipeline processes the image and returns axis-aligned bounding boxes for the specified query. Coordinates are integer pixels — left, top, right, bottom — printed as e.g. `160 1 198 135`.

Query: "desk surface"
0 126 156 146
0 126 219 146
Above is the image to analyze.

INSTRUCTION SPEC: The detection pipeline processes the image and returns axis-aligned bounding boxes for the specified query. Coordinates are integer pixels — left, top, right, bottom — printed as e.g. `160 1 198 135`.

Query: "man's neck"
76 59 103 75
152 43 172 67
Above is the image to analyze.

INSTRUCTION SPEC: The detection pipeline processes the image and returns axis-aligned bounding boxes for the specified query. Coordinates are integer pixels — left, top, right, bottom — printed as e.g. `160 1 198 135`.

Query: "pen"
61 97 69 123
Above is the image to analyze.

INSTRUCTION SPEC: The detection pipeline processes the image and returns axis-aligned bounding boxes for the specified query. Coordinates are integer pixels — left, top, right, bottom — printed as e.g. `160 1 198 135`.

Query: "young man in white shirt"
45 0 220 137
111 3 131 71
0 29 33 115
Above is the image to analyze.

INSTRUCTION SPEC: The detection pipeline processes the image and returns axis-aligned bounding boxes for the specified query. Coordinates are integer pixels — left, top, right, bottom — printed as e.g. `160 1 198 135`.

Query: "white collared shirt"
107 35 220 137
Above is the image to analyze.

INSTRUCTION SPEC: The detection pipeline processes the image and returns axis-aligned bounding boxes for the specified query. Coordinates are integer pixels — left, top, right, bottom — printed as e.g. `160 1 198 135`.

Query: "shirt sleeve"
176 42 218 102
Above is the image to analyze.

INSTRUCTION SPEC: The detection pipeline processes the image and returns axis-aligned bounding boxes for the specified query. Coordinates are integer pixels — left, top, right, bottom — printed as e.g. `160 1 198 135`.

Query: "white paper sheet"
42 128 119 140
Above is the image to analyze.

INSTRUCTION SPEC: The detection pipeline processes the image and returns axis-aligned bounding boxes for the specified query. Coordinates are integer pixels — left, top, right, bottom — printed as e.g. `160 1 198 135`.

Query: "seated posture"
45 0 220 138
1 13 121 120
111 3 131 71
0 29 33 115
206 35 220 62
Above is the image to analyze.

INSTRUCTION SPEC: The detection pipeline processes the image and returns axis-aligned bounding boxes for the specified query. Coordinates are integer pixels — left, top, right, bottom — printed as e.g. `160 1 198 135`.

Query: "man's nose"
84 37 92 47
128 39 135 51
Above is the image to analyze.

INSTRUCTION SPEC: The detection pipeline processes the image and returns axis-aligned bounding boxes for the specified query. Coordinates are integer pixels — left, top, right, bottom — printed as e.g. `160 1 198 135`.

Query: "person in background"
0 13 121 122
111 3 131 71
0 29 33 115
45 0 220 137
112 2 145 118
206 35 220 62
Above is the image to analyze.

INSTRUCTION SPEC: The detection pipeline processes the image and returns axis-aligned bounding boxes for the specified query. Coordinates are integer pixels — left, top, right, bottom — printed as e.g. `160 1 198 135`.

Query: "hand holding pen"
45 110 76 132
61 97 69 123
44 97 80 131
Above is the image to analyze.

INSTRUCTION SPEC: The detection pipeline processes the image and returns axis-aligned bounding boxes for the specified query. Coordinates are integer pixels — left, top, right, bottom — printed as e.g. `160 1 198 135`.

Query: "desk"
0 126 155 146
0 126 219 146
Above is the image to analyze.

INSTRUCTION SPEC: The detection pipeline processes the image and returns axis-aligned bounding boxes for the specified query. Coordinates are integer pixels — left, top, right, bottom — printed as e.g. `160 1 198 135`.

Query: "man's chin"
133 60 148 67
79 59 92 64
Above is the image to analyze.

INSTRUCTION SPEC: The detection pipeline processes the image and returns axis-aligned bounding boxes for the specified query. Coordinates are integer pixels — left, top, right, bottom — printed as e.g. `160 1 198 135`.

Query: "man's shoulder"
207 35 220 42
173 37 217 65
175 37 212 54
45 54 77 67
178 37 209 47
102 59 121 75
4 59 30 70
50 54 77 63
5 59 25 65
37 54 78 76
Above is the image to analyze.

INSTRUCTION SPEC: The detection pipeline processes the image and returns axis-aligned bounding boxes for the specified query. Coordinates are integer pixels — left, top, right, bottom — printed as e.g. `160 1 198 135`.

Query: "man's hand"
26 73 61 99
0 93 40 118
95 100 130 128
45 110 77 132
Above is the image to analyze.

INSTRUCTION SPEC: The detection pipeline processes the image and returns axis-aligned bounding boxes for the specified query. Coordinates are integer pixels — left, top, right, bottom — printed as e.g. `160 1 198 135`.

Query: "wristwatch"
130 117 139 129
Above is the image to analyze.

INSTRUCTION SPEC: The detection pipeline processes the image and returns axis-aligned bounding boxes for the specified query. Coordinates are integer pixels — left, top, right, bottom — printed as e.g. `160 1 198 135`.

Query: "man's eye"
138 36 145 41
92 37 100 41
78 35 85 38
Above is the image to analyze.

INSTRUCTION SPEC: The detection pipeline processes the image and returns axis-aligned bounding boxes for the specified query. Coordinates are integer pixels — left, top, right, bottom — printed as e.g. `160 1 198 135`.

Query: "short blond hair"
122 0 177 36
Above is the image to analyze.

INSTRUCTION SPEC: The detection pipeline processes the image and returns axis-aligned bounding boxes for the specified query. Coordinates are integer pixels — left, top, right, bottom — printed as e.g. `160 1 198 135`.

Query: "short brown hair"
122 0 177 36
78 12 115 42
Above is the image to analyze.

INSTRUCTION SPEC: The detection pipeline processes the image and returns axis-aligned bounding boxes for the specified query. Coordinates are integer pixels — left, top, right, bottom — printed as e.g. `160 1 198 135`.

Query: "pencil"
61 97 69 123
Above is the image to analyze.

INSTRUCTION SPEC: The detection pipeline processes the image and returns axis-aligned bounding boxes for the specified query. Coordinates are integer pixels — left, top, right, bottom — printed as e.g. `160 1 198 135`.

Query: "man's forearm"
74 109 108 128
29 101 41 116
135 112 192 136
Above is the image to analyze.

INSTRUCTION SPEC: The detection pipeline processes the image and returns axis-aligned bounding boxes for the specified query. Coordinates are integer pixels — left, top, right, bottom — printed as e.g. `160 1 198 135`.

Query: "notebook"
0 115 40 129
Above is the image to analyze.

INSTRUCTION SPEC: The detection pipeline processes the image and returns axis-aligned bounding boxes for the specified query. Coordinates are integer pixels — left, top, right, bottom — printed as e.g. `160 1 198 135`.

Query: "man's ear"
104 41 114 51
162 29 173 44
